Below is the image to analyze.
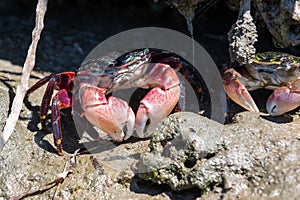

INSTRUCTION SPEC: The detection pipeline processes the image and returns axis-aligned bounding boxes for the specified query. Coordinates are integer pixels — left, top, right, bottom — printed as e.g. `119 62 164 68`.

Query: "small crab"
27 49 205 155
223 52 300 116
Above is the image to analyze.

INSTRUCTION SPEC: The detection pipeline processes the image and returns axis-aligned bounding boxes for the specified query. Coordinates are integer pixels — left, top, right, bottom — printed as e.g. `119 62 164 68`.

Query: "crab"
223 52 300 116
26 49 206 155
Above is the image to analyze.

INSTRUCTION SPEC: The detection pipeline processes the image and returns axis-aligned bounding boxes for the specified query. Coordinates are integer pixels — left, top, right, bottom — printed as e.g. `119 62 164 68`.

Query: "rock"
137 111 300 199
0 76 9 132
228 0 300 48
165 0 208 34
228 0 257 64
136 112 223 191
255 0 300 47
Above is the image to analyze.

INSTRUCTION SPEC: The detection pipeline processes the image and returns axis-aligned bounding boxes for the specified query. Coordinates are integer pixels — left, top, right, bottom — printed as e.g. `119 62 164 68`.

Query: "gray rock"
137 111 300 199
228 0 257 64
0 85 9 130
255 0 300 47
227 0 300 48
137 112 223 191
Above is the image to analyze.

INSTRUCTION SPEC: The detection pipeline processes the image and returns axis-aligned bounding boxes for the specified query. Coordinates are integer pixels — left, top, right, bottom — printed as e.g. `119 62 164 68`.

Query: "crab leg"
40 78 56 127
266 79 300 116
134 63 180 137
223 68 259 112
27 75 55 127
26 75 53 95
27 72 76 155
135 86 180 137
51 89 72 155
27 73 76 128
79 83 135 141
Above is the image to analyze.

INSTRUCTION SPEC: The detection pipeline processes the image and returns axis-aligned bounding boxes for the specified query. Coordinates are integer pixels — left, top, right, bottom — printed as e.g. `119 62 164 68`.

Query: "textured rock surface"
137 112 300 199
228 0 257 64
227 0 300 48
136 112 223 191
255 0 300 47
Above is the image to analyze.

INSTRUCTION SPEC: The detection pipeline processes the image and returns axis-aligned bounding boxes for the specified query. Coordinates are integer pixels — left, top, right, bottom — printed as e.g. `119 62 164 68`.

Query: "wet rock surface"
137 112 300 199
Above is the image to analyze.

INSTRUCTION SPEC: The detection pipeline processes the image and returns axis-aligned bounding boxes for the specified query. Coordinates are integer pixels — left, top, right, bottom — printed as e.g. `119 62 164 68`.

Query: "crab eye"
271 105 277 114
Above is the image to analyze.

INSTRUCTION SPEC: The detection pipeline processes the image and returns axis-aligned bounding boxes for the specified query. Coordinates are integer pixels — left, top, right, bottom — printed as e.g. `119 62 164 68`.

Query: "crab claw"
266 79 300 116
223 69 259 112
135 63 180 138
79 83 135 141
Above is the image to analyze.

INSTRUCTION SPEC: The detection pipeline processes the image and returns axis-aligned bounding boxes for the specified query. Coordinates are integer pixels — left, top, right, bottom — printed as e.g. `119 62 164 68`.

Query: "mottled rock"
228 0 300 48
255 0 300 47
0 77 9 131
228 0 257 64
137 112 223 191
137 111 300 199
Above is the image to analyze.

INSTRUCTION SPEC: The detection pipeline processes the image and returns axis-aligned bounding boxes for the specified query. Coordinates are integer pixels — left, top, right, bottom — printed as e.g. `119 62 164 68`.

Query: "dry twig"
0 0 48 151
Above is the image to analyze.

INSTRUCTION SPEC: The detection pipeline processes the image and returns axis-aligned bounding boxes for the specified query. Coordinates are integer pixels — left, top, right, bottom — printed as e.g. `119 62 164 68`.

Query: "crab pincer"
267 79 300 116
223 68 259 112
79 83 135 141
133 63 181 137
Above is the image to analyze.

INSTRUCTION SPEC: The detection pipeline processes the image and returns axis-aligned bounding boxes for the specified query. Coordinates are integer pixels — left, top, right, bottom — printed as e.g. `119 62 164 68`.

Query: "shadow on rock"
130 175 203 200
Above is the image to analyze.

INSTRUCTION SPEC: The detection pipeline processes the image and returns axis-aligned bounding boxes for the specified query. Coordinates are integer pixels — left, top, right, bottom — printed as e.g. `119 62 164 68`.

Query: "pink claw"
134 63 180 137
135 86 180 137
79 83 135 141
267 79 300 116
223 69 259 112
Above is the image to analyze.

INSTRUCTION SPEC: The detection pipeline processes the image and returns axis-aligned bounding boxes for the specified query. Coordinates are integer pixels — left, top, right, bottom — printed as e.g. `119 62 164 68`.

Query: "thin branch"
0 0 48 151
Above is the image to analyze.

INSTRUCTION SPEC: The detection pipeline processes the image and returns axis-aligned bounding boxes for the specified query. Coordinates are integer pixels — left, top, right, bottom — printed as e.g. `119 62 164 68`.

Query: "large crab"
26 49 206 155
223 52 300 116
